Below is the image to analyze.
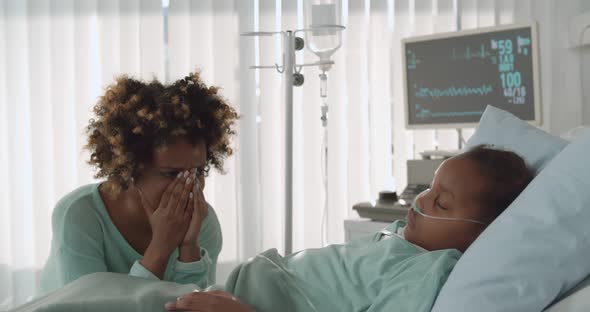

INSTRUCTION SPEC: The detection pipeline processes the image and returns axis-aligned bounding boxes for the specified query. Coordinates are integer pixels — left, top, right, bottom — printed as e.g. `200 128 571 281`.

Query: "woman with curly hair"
38 72 238 295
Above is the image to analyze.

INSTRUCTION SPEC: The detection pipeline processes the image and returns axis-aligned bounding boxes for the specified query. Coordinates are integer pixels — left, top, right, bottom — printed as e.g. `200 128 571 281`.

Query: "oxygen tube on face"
411 191 489 226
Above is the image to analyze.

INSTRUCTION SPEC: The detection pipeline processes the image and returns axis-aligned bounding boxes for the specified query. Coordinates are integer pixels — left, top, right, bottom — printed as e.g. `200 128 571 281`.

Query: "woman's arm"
172 205 222 288
138 174 196 279
43 178 193 293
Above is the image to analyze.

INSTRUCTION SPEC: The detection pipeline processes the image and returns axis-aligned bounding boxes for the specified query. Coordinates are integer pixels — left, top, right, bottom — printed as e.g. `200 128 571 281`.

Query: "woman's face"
403 156 490 252
135 137 208 211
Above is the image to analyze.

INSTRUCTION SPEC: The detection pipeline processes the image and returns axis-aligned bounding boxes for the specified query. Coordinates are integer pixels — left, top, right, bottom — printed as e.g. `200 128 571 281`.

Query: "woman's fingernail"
177 172 182 178
164 302 174 309
183 171 189 178
186 177 192 184
189 192 193 199
177 296 184 301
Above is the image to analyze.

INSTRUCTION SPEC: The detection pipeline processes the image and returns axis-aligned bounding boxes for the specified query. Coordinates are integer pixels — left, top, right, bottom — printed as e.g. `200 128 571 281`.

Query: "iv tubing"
320 71 329 246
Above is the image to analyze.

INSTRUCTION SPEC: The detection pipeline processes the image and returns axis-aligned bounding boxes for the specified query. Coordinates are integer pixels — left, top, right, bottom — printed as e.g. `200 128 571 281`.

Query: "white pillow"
432 128 590 312
465 105 568 173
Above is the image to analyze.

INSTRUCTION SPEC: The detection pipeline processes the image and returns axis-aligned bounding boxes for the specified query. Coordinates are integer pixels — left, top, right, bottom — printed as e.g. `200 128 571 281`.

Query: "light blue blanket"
11 272 198 312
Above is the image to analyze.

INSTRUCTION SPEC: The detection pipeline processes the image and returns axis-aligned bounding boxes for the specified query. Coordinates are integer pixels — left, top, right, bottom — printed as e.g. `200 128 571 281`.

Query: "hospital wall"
532 0 590 134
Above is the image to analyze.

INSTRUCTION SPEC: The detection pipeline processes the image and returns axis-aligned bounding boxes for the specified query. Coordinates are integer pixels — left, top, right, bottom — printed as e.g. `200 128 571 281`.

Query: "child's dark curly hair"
462 145 534 220
86 72 238 194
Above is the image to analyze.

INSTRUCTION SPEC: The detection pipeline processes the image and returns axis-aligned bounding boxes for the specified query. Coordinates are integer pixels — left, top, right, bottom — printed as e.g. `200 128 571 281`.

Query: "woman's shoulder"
54 183 100 212
49 183 108 259
51 183 104 232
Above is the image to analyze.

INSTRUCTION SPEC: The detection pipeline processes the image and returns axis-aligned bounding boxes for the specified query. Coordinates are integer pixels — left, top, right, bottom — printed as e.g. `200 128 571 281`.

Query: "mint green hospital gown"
38 183 222 295
226 220 462 311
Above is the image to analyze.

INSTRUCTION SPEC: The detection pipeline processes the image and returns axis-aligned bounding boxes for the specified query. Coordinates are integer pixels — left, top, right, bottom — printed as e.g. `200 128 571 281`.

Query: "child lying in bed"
167 144 535 312
12 145 534 312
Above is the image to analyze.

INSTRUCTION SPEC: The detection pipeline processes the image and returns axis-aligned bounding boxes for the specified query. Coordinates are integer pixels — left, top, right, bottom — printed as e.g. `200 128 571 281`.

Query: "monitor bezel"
401 22 542 129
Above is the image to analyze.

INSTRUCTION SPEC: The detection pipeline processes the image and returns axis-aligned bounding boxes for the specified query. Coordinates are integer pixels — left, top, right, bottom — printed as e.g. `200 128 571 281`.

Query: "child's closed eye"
436 200 448 210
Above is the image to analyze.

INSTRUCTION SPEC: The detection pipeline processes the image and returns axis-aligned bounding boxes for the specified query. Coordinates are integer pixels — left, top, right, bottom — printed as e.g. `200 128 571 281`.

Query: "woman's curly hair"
86 72 239 195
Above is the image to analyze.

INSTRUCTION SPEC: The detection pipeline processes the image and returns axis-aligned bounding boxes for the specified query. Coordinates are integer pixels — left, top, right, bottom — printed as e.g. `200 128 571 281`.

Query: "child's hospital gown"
227 220 461 311
11 221 461 312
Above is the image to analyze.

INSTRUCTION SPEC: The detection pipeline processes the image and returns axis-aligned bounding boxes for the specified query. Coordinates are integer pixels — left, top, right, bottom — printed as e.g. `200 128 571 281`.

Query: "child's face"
403 156 490 252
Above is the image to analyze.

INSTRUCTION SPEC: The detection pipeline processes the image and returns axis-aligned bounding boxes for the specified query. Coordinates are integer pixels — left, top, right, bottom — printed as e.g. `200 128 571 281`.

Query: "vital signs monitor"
402 23 541 129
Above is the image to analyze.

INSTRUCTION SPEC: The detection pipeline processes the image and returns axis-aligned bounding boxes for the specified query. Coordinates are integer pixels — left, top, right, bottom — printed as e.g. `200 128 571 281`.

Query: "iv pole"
283 31 295 255
241 29 338 255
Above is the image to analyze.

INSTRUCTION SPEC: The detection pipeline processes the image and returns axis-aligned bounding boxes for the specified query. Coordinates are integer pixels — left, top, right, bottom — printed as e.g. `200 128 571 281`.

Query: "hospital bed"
545 275 590 311
10 119 590 312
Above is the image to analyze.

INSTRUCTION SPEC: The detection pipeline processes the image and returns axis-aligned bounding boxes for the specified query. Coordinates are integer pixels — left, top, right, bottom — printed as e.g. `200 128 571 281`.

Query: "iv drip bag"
304 0 344 72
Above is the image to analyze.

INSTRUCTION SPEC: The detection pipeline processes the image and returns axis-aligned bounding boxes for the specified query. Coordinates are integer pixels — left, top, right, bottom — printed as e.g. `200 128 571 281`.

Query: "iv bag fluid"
304 0 343 60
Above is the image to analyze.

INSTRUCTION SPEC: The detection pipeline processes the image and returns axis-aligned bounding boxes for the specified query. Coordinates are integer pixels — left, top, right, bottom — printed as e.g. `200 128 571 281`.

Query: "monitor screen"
403 23 541 128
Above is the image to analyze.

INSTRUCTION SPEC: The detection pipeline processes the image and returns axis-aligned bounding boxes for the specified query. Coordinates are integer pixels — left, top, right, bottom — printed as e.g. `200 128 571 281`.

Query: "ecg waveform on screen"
415 105 484 120
451 44 495 62
406 50 420 70
414 84 493 99
406 27 535 124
